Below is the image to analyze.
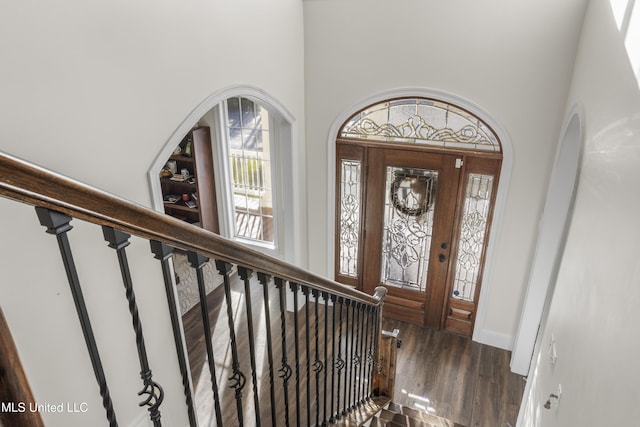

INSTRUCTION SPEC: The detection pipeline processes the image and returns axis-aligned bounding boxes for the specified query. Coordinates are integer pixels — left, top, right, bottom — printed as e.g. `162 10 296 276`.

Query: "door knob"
544 393 559 409
439 254 446 262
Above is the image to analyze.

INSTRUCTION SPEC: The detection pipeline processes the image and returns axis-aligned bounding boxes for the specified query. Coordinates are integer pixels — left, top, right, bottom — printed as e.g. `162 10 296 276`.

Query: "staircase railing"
0 151 393 426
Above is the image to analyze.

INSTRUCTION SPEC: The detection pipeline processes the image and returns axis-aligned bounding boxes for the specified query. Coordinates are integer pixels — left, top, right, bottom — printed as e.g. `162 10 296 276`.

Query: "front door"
363 147 462 327
336 143 463 327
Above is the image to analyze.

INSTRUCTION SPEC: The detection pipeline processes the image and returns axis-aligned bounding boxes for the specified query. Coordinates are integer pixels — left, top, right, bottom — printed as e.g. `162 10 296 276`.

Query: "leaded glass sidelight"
380 167 438 292
338 160 362 277
452 173 494 301
340 98 501 152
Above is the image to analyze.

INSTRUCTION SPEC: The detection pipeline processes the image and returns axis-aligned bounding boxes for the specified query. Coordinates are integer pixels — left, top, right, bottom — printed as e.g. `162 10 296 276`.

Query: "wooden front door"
363 147 462 327
336 143 463 328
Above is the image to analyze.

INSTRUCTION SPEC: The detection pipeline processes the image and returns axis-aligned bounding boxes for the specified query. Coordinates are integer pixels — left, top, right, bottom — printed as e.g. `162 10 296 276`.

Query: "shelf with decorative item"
158 126 219 233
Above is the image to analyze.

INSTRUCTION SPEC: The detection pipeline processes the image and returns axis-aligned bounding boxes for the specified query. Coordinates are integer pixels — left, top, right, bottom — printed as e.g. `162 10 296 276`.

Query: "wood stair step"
371 402 466 427
401 406 463 427
332 396 391 426
387 402 404 413
379 408 411 425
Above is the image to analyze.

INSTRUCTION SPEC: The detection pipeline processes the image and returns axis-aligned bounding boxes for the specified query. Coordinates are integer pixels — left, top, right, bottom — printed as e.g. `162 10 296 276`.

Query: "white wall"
518 0 640 424
0 1 305 425
302 0 587 347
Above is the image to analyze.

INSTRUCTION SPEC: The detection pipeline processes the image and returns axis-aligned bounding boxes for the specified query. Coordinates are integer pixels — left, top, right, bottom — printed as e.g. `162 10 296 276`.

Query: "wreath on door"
390 170 437 216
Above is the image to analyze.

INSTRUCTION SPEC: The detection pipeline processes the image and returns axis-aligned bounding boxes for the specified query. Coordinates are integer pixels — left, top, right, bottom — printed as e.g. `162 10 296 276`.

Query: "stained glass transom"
340 98 501 152
338 160 362 277
452 173 494 301
380 167 438 292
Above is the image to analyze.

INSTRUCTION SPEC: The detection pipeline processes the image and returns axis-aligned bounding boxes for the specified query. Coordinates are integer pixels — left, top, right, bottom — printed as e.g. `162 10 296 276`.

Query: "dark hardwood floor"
382 319 525 427
181 274 524 426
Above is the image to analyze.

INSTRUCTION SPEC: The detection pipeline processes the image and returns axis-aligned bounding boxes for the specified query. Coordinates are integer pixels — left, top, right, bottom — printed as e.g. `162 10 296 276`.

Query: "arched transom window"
341 98 501 152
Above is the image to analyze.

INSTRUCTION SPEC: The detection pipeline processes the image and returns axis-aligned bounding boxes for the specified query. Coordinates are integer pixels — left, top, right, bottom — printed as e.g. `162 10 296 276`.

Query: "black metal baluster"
350 301 359 411
301 285 311 427
150 241 197 427
335 297 345 420
351 302 361 410
35 207 118 427
258 273 277 426
237 267 262 427
215 260 247 426
329 294 337 424
361 305 371 403
102 227 164 426
311 289 322 427
275 278 292 427
373 305 382 398
357 304 367 406
367 305 377 400
343 298 351 416
187 252 223 427
322 292 329 426
289 282 301 427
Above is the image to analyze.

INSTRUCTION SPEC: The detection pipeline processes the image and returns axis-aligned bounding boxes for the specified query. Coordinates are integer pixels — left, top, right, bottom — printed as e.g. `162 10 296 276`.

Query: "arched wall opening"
147 85 301 265
326 87 513 344
510 103 585 375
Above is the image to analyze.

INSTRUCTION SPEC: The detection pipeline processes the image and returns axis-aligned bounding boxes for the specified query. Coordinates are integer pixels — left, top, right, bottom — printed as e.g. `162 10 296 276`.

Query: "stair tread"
387 402 404 413
379 408 410 425
373 416 447 427
332 396 391 426
402 407 458 426
373 402 466 427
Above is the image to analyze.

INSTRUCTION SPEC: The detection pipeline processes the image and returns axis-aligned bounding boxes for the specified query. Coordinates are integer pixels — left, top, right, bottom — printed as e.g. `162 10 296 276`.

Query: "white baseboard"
473 328 514 352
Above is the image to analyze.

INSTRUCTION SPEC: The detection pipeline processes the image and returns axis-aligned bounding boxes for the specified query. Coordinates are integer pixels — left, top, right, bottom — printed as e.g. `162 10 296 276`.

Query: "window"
223 97 275 246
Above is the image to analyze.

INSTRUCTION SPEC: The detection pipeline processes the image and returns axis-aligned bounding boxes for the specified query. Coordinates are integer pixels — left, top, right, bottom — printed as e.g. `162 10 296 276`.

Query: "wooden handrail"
0 151 383 306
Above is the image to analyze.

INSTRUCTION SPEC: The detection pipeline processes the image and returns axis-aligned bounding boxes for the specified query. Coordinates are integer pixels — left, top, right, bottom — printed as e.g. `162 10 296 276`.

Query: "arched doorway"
334 97 503 336
147 85 301 264
511 104 584 375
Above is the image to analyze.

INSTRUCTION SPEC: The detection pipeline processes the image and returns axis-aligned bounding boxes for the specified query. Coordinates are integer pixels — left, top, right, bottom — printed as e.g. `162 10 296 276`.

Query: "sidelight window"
452 173 495 302
338 159 362 277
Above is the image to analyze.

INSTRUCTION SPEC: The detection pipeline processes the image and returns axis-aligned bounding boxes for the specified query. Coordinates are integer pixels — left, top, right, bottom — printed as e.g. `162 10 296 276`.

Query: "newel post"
370 286 400 399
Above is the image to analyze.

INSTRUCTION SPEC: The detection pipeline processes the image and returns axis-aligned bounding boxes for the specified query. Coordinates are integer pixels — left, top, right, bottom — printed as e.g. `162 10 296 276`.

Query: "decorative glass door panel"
335 144 366 288
443 157 500 337
380 167 438 292
452 173 494 301
338 159 363 278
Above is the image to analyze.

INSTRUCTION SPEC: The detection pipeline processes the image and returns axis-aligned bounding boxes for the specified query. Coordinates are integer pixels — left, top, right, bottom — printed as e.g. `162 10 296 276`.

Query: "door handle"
439 254 446 262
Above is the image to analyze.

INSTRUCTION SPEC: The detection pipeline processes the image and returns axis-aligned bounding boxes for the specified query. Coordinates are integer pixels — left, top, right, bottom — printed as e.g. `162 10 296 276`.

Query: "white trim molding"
510 103 585 375
147 85 301 265
326 87 513 350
